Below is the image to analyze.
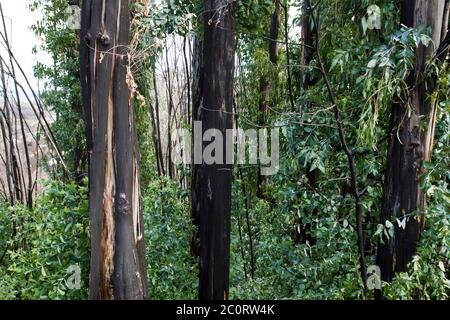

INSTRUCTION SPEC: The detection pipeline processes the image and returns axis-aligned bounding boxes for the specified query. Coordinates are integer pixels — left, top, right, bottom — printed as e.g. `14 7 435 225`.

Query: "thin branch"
312 11 368 293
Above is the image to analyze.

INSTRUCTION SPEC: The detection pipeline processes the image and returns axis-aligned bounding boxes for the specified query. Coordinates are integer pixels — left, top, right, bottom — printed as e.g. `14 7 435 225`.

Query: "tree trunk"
300 0 314 89
80 0 147 300
257 0 280 199
376 0 448 283
291 0 318 246
190 35 203 258
195 0 235 300
165 44 175 179
269 0 281 65
152 71 165 176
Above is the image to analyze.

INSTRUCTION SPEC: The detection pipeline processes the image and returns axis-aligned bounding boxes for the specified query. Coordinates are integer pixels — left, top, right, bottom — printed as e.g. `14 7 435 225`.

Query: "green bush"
143 176 198 299
229 195 367 300
0 181 90 300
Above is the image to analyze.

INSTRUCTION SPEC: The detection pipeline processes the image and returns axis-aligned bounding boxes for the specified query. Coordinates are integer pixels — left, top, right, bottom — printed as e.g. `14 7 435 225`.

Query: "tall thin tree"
257 0 280 199
190 35 203 258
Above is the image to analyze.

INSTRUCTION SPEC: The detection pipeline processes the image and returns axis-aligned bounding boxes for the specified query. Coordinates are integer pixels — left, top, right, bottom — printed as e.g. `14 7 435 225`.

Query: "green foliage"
132 0 197 69
228 0 448 300
29 0 86 175
383 112 450 299
236 0 275 34
0 181 89 299
143 177 198 299
360 26 432 148
230 180 370 299
1 0 446 301
0 177 200 300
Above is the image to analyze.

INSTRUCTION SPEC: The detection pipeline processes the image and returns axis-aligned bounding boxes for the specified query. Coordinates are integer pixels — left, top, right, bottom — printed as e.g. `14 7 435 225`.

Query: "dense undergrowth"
0 0 448 301
1 143 447 300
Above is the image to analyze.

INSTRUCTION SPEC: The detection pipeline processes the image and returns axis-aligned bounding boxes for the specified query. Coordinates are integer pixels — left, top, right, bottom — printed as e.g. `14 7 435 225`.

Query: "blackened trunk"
165 44 175 179
257 0 280 198
152 71 165 176
257 76 269 198
301 0 314 89
149 97 162 176
196 0 235 300
376 0 447 283
291 0 318 246
80 0 147 300
268 0 281 65
190 35 203 258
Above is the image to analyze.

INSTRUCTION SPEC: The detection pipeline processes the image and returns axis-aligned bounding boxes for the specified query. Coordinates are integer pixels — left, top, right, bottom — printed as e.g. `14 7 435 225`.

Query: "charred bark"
269 0 281 64
196 0 235 300
300 0 315 89
80 0 147 300
152 71 165 176
257 0 280 199
376 0 448 285
190 35 203 258
292 0 318 246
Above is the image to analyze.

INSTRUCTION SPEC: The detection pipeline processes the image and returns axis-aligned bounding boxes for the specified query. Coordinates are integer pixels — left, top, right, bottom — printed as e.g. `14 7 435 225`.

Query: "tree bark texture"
257 0 280 198
190 35 203 258
80 0 148 300
195 0 235 300
377 0 448 282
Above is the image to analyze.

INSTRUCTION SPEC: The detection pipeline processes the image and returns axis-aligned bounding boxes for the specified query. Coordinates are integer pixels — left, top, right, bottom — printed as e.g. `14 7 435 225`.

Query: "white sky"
1 0 50 92
1 0 300 94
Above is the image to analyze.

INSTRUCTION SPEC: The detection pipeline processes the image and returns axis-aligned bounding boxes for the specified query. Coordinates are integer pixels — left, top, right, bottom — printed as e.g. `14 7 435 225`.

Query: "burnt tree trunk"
190 35 203 258
195 0 235 300
165 44 175 179
268 0 281 65
80 0 147 300
152 71 165 176
376 0 448 284
69 0 86 185
300 0 314 89
291 0 318 246
257 0 280 199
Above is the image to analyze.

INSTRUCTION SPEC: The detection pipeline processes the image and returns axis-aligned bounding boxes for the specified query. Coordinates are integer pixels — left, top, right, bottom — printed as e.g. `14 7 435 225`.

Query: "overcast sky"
1 0 300 93
1 0 50 91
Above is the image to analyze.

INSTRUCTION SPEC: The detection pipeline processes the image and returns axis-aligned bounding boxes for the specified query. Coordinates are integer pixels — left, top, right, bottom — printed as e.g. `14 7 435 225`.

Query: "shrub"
0 181 89 299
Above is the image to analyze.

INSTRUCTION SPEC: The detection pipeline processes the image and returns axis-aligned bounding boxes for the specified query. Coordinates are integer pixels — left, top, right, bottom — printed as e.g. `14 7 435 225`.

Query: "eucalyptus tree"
79 0 147 300
193 0 235 300
376 0 450 283
29 0 87 181
257 0 281 199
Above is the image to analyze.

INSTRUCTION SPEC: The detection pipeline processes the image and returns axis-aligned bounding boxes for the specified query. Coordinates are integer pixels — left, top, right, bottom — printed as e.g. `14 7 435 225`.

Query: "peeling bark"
376 0 448 285
80 0 147 300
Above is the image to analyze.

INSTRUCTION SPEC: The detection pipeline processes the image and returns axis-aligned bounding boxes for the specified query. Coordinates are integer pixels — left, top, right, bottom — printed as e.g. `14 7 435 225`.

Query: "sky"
0 0 300 94
1 0 50 92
